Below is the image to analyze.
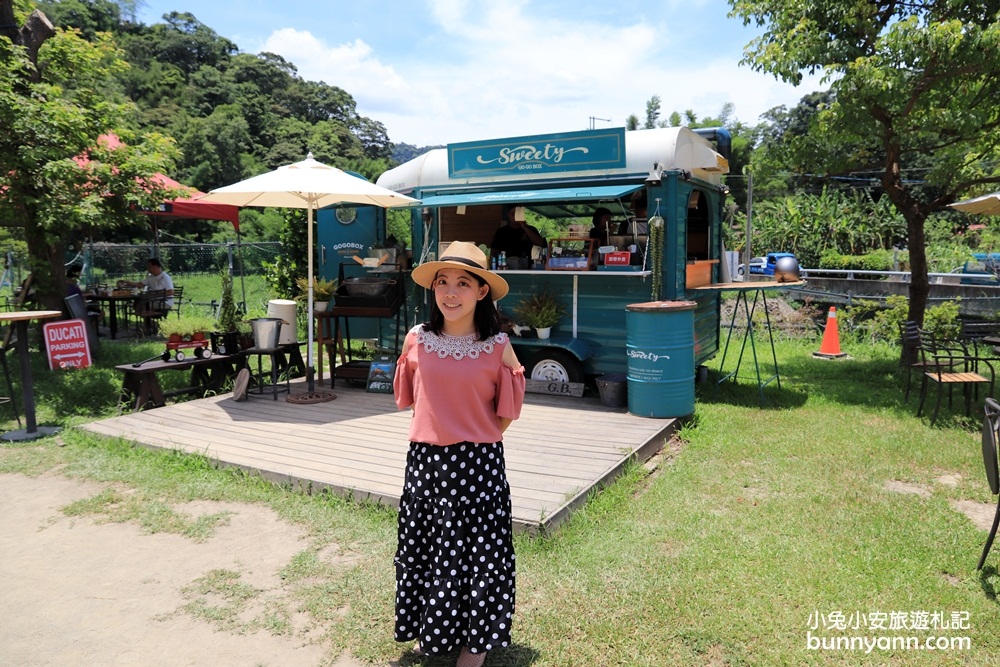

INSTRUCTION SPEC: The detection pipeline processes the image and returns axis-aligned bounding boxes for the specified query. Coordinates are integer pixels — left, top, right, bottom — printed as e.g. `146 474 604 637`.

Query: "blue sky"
135 0 824 146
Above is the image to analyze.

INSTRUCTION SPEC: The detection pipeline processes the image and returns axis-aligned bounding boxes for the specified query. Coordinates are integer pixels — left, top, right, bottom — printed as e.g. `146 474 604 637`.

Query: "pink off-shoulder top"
394 326 525 446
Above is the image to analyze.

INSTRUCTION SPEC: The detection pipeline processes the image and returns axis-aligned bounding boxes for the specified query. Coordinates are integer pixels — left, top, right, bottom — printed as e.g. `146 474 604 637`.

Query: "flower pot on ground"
512 289 567 334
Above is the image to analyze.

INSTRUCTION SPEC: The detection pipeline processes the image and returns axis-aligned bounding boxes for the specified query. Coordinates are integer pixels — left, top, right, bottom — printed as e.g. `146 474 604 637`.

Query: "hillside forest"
2 0 999 315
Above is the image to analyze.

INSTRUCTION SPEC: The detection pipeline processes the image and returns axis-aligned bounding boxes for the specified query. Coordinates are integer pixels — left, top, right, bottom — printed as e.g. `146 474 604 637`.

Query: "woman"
393 241 526 666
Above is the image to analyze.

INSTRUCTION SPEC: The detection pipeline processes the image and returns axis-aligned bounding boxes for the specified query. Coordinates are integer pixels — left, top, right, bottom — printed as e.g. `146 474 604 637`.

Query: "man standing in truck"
490 204 546 269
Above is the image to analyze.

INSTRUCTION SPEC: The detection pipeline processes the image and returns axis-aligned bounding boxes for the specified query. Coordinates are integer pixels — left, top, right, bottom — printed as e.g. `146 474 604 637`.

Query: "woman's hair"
424 270 502 340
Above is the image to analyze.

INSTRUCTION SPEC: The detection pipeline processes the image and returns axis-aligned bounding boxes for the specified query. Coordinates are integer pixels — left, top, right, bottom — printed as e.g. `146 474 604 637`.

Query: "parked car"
737 256 766 276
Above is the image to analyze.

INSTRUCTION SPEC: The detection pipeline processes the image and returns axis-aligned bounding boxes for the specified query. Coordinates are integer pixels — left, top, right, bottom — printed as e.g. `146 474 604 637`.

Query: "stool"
0 351 20 427
242 347 290 400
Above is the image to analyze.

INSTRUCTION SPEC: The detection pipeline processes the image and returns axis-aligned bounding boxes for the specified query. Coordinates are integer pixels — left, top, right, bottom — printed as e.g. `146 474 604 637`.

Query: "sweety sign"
44 319 92 369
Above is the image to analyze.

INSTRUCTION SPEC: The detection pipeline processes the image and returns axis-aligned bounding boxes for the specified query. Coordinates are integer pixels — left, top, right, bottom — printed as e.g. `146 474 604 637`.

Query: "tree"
643 95 661 129
731 0 1000 326
1 1 178 308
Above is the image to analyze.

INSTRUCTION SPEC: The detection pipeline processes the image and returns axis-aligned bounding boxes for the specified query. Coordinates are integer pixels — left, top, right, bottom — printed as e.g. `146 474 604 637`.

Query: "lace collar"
415 326 507 360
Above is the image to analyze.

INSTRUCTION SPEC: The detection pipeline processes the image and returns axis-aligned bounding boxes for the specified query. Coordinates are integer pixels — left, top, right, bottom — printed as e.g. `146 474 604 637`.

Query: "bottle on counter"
499 251 507 270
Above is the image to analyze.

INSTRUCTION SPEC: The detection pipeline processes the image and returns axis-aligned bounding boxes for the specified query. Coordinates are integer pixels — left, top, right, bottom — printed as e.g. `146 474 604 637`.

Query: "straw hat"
411 241 509 300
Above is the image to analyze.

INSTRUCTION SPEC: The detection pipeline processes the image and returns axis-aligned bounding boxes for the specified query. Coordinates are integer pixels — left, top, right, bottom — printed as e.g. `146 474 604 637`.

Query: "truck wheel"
202 348 212 359
194 347 204 358
525 350 584 384
175 350 185 362
161 351 170 362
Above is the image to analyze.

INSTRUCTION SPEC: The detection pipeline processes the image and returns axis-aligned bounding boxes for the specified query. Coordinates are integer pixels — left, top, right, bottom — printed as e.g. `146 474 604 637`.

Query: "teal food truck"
318 126 731 388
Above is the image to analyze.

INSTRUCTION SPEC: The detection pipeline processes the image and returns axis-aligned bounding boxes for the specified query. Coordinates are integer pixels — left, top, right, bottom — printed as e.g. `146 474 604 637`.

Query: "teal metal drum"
625 301 697 418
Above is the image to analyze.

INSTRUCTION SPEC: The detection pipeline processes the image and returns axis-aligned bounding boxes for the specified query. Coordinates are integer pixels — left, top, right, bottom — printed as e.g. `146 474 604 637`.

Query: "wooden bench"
116 354 238 413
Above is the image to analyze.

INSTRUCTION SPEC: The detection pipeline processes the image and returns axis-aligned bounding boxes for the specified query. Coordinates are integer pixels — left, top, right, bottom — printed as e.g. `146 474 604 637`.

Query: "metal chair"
978 398 1000 570
130 289 170 336
64 294 100 358
917 332 995 424
900 321 948 402
0 325 20 428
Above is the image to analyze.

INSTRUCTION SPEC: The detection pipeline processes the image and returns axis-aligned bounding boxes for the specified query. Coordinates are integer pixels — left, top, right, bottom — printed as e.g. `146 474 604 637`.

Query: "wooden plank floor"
80 379 677 532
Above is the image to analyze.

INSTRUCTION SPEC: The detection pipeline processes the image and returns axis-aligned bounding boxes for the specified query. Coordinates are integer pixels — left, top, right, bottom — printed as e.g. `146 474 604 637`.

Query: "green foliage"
158 314 216 337
732 0 1000 324
294 275 337 301
844 294 960 344
738 188 906 266
818 248 904 271
216 268 239 332
512 288 567 329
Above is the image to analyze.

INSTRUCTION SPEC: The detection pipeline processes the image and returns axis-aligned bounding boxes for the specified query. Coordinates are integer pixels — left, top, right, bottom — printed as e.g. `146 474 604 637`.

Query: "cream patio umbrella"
200 154 419 396
949 191 1000 216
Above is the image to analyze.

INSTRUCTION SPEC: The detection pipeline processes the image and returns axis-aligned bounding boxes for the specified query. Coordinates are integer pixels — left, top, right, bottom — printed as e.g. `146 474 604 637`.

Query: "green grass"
1 332 998 665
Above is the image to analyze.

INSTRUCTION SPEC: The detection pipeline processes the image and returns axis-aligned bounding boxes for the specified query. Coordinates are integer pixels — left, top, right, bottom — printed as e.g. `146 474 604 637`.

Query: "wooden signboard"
525 379 585 398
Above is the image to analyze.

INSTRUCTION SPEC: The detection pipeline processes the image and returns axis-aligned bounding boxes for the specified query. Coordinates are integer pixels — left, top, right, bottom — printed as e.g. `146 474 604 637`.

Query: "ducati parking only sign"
44 319 92 370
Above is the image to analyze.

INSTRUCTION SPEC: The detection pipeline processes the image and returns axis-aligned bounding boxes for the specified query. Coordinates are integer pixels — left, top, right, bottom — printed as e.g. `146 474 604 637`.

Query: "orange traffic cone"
813 307 847 359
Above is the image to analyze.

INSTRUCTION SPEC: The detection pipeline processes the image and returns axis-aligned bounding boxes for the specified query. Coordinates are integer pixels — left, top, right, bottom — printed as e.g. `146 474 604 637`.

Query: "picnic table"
116 354 237 413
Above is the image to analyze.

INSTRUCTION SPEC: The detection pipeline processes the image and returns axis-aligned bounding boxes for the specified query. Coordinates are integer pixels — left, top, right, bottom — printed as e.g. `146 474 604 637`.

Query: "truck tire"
525 349 584 384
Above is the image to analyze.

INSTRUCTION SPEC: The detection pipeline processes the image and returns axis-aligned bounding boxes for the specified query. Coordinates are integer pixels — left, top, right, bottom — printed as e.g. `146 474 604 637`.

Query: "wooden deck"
80 379 677 533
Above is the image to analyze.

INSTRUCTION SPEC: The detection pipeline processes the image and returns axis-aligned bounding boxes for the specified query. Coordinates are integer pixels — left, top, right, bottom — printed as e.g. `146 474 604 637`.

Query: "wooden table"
0 310 63 441
115 354 238 413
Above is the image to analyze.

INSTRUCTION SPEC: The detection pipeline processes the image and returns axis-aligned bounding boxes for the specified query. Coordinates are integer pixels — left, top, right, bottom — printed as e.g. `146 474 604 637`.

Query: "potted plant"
212 269 242 354
295 276 338 311
512 289 567 339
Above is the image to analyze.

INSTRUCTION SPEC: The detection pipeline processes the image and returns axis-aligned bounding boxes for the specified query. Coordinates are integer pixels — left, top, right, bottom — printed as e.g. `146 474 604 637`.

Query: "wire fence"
70 241 284 318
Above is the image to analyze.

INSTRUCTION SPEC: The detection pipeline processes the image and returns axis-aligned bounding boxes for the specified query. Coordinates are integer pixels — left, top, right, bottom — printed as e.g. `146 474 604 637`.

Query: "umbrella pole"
306 204 315 392
237 229 247 311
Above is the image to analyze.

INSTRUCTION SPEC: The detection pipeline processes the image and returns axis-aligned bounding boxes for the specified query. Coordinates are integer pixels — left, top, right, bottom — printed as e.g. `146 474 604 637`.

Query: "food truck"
317 126 731 385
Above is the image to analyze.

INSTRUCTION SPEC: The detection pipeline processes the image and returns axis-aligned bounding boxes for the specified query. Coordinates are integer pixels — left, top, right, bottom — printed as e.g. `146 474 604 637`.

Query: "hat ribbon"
439 255 486 271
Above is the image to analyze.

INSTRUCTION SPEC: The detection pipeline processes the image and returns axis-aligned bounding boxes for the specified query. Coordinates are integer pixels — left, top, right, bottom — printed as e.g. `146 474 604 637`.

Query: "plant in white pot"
512 289 566 339
295 276 338 311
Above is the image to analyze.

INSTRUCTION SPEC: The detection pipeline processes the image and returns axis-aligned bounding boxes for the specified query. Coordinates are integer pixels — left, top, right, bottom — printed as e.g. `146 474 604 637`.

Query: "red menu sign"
43 319 92 370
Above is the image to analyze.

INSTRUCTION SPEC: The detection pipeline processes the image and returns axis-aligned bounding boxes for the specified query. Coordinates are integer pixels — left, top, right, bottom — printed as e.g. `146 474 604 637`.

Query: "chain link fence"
72 241 283 318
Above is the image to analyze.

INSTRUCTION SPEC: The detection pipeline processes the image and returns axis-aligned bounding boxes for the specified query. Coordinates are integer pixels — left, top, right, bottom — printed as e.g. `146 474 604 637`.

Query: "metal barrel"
625 301 696 418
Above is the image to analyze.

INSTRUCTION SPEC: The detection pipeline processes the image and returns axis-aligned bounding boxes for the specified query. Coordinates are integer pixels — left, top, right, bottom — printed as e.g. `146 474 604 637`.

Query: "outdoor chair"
960 320 1000 358
978 398 1000 570
900 321 946 402
64 294 100 358
130 289 170 336
916 332 995 424
0 324 21 428
169 285 184 319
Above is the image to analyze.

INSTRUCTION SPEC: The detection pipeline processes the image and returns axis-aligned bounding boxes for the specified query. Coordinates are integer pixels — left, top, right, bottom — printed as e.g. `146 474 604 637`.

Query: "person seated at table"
122 257 174 310
65 265 103 321
491 204 546 269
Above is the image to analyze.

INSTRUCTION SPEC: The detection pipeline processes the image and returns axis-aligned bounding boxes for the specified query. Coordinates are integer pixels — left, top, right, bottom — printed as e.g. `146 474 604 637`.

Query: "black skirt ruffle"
394 441 515 655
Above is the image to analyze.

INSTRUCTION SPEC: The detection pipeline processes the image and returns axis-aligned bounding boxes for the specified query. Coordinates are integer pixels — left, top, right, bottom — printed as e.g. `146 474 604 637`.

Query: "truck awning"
415 184 643 209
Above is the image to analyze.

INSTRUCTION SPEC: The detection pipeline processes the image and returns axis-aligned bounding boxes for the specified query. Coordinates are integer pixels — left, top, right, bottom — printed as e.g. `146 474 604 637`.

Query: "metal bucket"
625 301 696 418
249 317 283 349
596 373 627 408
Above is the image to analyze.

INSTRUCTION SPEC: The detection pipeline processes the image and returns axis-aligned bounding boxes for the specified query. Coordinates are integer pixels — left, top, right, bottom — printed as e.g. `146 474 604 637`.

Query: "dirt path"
0 472 370 667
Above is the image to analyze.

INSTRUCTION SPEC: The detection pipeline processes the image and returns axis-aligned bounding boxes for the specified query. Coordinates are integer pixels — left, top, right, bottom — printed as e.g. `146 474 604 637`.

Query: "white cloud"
261 29 413 114
258 4 827 146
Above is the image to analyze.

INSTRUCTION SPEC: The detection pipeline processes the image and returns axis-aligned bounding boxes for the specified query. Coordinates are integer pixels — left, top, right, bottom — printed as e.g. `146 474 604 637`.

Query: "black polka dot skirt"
394 441 516 656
